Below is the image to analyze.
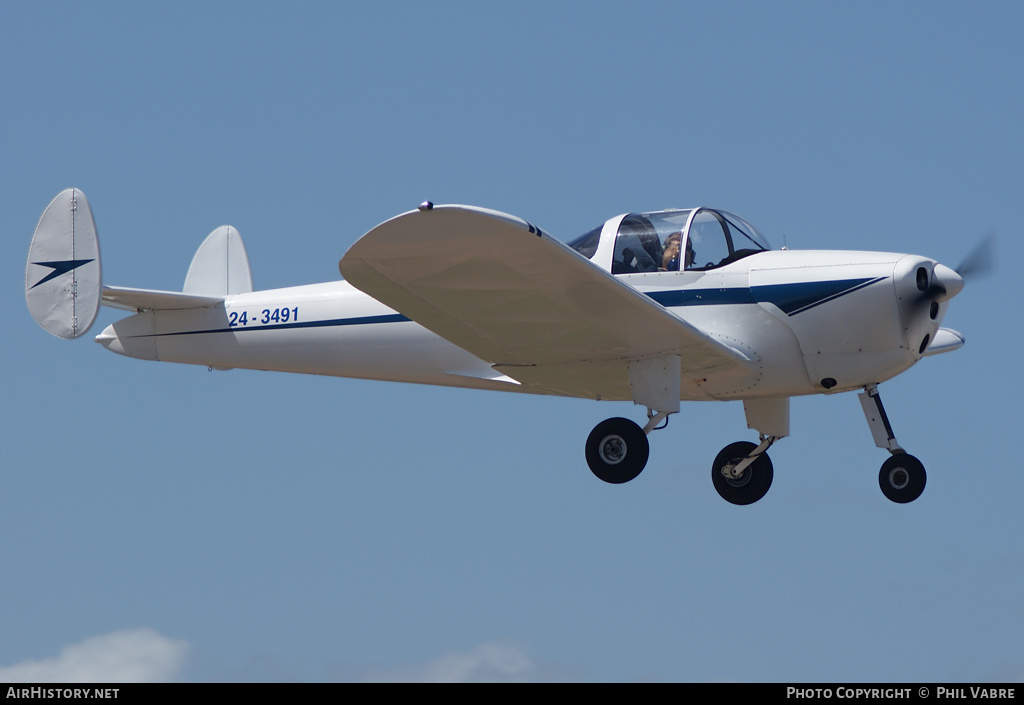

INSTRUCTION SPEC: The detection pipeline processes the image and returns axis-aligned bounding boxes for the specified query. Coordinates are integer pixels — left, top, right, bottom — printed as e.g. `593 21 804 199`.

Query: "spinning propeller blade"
956 232 997 281
915 233 995 307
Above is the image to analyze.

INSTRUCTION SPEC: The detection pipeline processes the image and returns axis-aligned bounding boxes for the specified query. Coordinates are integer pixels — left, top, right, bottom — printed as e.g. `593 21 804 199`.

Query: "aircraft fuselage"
96 248 956 402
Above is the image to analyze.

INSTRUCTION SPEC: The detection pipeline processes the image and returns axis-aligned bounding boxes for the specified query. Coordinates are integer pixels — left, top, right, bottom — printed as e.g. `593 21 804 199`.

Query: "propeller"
916 232 996 306
919 263 961 304
904 233 993 355
955 232 997 281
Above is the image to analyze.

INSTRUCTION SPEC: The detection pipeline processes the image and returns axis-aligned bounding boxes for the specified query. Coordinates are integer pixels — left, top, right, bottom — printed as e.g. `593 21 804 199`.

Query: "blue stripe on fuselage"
648 276 885 316
647 288 756 307
749 277 886 315
130 313 411 338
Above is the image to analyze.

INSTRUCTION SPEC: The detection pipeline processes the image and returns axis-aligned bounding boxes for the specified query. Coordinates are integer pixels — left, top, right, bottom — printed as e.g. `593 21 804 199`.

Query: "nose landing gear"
878 453 927 504
860 384 927 504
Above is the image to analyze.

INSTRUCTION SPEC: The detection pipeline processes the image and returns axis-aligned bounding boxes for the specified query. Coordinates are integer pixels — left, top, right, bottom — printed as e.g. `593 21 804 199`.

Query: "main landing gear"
585 418 648 484
585 411 779 504
586 397 786 505
860 384 927 504
585 411 670 484
708 397 786 505
711 438 775 505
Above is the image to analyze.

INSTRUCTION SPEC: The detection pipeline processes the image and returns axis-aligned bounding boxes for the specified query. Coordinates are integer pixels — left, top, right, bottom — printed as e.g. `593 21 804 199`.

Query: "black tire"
711 441 774 505
585 417 649 484
879 454 926 504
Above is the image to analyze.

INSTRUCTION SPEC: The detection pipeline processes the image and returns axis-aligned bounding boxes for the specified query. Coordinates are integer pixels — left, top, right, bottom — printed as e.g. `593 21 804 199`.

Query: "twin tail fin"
26 189 253 337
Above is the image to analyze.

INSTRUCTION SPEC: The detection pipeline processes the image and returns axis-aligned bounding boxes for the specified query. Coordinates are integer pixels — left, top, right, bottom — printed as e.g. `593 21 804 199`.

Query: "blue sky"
2 1 1022 682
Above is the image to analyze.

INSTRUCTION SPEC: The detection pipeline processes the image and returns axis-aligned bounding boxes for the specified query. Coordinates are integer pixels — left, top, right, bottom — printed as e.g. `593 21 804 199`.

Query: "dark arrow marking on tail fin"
29 259 95 289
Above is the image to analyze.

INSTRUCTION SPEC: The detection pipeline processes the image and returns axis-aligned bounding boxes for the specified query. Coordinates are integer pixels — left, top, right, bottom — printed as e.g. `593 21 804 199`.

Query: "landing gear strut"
860 384 927 504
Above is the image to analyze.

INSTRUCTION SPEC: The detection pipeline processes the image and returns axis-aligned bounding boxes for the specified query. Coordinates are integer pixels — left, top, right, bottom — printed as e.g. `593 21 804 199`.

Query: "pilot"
661 232 682 271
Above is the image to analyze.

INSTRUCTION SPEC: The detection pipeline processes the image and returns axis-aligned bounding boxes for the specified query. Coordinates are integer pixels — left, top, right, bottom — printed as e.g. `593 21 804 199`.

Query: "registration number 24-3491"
228 307 299 327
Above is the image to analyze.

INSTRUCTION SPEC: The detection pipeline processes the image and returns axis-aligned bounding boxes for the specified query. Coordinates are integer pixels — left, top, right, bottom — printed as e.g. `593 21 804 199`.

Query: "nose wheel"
585 417 649 484
878 453 926 504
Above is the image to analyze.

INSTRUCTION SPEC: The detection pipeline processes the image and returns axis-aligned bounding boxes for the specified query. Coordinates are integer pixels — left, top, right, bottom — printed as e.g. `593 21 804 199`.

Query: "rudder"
26 188 102 339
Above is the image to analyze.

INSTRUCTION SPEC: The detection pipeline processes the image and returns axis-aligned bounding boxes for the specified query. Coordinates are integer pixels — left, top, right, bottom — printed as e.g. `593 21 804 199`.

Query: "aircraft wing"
339 205 752 400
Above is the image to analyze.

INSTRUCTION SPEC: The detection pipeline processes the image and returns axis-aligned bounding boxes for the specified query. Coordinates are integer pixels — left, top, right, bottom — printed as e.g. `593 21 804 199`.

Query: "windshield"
685 208 770 270
717 210 771 251
567 208 770 272
567 224 602 259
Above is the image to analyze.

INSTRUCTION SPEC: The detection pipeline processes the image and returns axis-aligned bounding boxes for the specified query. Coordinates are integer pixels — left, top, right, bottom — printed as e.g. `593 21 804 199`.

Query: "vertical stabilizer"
183 225 253 296
26 188 102 339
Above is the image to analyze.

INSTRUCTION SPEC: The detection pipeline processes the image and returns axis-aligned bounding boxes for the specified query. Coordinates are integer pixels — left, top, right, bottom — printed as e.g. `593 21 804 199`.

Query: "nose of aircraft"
931 263 964 302
893 255 964 358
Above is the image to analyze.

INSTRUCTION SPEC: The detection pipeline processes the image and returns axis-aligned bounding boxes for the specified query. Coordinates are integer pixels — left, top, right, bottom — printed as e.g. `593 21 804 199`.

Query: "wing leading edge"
339 205 753 401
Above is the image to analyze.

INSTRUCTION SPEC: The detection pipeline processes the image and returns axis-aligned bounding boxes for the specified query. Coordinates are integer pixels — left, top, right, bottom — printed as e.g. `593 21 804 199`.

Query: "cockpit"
567 208 771 275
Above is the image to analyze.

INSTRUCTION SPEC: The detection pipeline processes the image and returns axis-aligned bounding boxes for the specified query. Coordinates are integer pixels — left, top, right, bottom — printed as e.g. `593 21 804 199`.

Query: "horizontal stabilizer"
183 225 253 296
102 286 223 312
26 188 102 339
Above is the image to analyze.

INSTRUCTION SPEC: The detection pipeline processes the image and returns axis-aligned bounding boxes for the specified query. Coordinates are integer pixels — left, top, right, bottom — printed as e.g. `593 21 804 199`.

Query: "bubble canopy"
568 208 771 274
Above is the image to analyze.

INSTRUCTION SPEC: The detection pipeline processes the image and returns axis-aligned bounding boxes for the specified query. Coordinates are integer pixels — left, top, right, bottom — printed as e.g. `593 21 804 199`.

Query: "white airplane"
26 188 985 505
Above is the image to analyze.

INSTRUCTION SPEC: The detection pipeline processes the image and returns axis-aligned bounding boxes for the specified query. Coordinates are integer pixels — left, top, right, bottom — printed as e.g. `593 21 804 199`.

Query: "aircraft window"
612 210 692 274
684 208 769 271
613 215 661 274
568 225 602 259
718 210 771 252
686 210 732 270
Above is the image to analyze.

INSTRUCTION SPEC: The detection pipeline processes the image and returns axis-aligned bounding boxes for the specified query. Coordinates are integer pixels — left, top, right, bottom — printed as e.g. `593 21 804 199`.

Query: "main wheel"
711 441 774 505
879 454 926 503
585 417 649 484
